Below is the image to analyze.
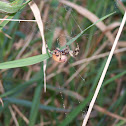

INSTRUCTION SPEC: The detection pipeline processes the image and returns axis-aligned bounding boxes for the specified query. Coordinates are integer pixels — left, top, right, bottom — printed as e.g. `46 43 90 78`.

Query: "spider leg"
69 43 79 57
62 45 69 55
46 42 53 55
73 43 79 57
69 50 74 57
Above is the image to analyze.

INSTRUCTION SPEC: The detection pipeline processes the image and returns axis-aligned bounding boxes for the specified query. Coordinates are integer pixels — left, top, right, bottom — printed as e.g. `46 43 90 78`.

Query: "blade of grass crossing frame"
0 54 49 69
0 0 31 14
61 11 116 49
28 1 47 92
29 79 43 126
103 70 126 87
4 97 69 112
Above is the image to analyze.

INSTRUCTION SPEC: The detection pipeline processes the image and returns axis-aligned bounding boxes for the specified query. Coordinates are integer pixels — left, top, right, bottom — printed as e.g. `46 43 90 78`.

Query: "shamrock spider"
46 43 79 63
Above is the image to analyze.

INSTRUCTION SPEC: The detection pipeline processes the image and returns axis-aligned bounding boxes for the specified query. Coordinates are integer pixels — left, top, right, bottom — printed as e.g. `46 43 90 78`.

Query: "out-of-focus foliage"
0 0 126 126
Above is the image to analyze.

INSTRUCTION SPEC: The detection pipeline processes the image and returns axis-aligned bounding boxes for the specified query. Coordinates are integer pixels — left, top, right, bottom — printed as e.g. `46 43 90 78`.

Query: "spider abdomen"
52 49 68 63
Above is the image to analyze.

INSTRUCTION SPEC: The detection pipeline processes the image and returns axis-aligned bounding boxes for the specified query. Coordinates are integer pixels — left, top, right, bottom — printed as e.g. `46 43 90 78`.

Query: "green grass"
0 0 126 126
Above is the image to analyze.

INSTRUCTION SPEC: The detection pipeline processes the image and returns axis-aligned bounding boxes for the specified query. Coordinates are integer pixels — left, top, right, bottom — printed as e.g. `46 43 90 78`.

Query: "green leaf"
0 54 49 69
0 0 31 31
0 0 31 14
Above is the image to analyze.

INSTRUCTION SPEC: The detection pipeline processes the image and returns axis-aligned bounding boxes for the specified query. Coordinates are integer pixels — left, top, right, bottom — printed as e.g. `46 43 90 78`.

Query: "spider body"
46 43 79 63
52 49 68 62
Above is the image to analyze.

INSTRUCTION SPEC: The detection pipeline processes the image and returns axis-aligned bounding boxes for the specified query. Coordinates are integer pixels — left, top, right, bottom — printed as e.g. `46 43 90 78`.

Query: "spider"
46 43 79 63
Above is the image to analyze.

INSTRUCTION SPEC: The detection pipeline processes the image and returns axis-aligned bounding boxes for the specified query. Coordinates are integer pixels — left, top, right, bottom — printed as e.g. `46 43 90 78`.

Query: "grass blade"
61 11 116 49
28 79 43 126
0 0 31 14
3 97 69 112
0 54 49 69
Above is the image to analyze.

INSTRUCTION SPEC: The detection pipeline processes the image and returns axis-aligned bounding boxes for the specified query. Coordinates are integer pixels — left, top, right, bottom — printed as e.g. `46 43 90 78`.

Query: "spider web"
32 0 118 124
54 7 87 120
43 0 119 125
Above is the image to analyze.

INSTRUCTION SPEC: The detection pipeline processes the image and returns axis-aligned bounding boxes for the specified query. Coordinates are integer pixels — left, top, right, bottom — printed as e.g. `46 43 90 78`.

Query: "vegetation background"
0 0 126 126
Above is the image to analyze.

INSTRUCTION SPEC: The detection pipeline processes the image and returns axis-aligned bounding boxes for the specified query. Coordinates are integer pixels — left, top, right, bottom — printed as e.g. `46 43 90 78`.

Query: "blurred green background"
0 0 126 126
